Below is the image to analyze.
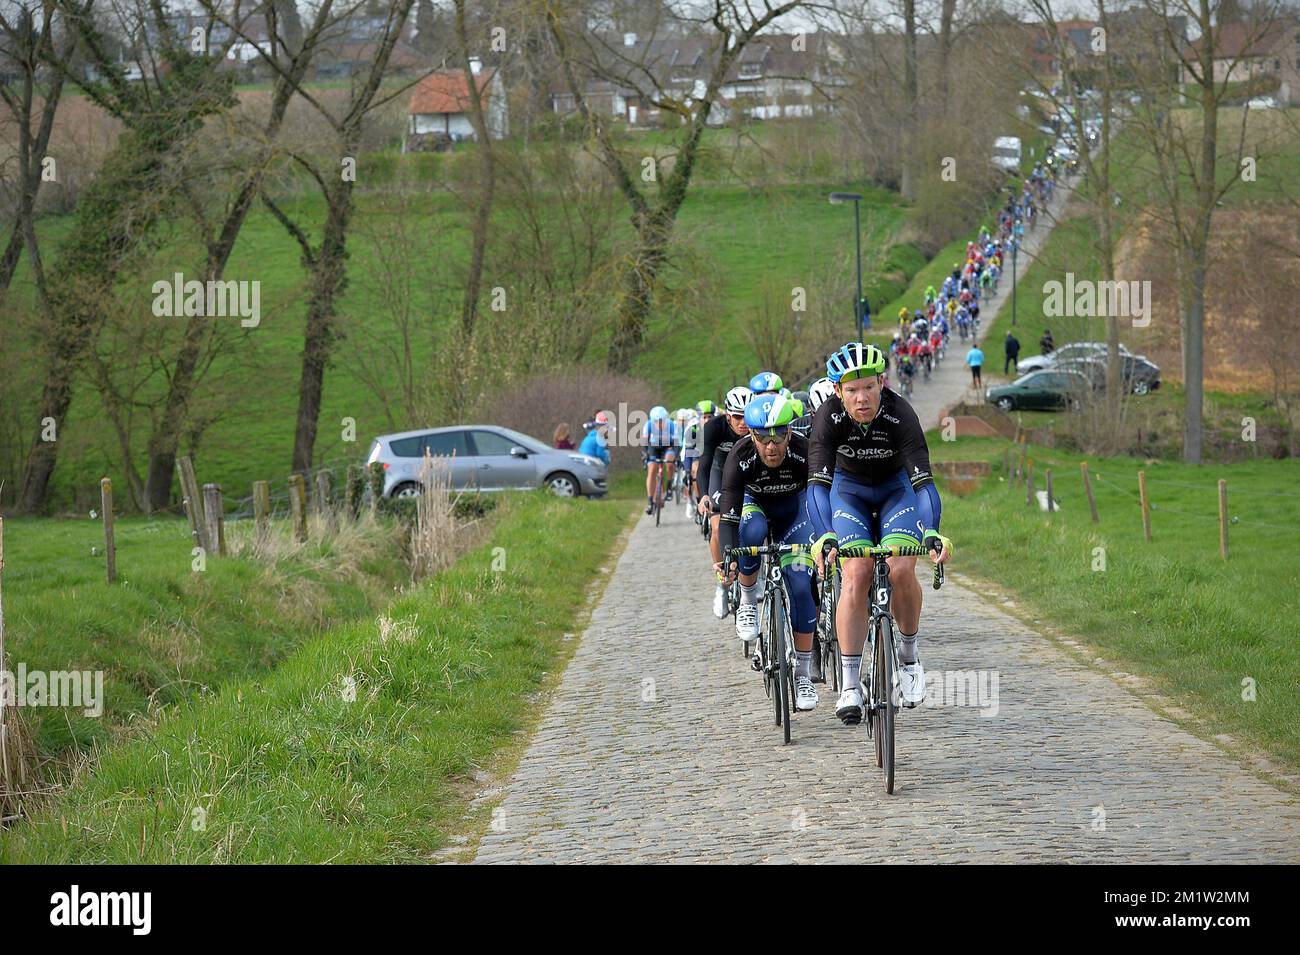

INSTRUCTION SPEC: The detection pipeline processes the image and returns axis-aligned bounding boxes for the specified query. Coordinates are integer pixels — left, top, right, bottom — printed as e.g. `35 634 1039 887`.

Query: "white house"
407 61 508 142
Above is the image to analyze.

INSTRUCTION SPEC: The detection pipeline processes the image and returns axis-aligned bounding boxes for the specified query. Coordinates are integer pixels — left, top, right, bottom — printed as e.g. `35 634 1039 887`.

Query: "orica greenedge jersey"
806 390 935 491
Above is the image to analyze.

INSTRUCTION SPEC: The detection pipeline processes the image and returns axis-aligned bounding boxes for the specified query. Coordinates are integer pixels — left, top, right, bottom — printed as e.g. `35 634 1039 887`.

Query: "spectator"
966 343 984 388
553 423 575 450
578 413 611 465
1004 332 1021 374
1040 328 1055 355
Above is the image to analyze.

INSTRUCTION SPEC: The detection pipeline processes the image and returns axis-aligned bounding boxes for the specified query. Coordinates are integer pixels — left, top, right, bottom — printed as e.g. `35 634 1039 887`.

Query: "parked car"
986 370 1091 412
1017 340 1133 375
1246 96 1279 110
367 425 608 499
1057 355 1161 395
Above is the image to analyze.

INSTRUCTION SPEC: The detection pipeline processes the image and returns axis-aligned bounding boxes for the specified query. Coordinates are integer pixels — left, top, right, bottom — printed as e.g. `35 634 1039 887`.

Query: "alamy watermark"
151 272 261 328
1 664 104 717
912 668 1000 717
1042 272 1150 327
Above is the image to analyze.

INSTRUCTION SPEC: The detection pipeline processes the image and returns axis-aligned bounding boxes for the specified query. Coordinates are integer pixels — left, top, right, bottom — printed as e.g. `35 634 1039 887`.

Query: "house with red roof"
406 61 508 147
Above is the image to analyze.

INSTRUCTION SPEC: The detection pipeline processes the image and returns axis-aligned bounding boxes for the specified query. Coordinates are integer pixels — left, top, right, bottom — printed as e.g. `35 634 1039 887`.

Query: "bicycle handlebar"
832 543 945 590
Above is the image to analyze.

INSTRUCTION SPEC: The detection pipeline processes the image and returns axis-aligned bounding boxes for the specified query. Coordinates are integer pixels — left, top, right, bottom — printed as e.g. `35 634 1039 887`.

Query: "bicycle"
725 542 809 745
825 542 944 793
814 557 841 691
644 451 667 525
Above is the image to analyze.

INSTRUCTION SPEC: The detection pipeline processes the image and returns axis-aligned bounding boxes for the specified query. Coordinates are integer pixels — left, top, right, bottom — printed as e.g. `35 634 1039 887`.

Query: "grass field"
929 433 1300 773
2 485 640 862
1 512 408 758
9 177 904 513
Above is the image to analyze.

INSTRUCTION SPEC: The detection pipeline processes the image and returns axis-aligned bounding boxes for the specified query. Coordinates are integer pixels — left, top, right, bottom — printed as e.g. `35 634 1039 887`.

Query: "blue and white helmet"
808 377 837 411
649 405 669 421
826 342 886 384
724 386 752 414
743 393 798 433
748 371 784 394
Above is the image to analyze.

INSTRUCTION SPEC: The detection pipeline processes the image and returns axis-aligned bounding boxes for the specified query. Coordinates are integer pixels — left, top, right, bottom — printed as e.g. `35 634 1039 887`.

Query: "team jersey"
806 391 935 492
696 413 743 497
641 418 677 448
790 413 814 439
716 433 810 530
682 420 702 456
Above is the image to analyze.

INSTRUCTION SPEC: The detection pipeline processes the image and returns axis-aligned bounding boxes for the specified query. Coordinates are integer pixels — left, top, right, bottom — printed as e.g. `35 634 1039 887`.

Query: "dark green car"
986 370 1090 412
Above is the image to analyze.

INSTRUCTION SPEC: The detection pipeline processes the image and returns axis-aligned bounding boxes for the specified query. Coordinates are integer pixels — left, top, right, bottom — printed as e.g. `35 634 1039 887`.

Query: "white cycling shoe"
735 603 760 641
794 676 818 712
712 584 727 619
898 660 925 707
835 686 864 725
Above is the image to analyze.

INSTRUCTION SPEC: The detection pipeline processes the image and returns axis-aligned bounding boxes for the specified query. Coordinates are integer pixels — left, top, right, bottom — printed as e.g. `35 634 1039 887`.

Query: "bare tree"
545 0 805 372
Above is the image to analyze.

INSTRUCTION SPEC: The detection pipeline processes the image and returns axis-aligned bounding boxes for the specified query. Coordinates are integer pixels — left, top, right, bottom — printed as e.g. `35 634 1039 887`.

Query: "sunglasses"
751 430 790 446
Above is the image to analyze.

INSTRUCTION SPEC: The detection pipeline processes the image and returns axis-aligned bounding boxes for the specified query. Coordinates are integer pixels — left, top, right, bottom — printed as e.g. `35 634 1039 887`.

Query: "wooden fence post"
1138 470 1152 542
101 477 117 582
1002 445 1011 482
314 471 331 514
1045 468 1055 513
1026 467 1035 508
1081 461 1099 523
203 484 226 557
1018 441 1027 486
346 465 363 519
253 481 270 544
177 456 208 553
1218 479 1228 561
288 474 308 542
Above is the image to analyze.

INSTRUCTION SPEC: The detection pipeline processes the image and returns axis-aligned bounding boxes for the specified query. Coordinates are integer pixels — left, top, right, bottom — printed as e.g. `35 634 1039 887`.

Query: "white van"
992 136 1022 173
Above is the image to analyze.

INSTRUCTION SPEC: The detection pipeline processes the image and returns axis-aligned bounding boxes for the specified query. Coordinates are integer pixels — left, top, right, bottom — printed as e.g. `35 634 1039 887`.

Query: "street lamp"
829 191 864 340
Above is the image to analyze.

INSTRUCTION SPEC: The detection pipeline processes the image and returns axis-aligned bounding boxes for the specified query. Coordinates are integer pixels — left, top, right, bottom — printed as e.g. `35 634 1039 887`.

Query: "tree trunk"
291 184 354 473
142 69 306 512
900 0 920 200
938 0 958 110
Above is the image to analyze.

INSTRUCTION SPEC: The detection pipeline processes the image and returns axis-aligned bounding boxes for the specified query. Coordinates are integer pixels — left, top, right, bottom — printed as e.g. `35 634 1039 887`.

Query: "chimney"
469 56 482 75
623 32 636 47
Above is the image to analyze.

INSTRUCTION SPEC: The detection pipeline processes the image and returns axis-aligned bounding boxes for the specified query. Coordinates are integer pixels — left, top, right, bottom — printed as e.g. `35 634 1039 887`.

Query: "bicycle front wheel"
775 593 792 744
875 616 897 794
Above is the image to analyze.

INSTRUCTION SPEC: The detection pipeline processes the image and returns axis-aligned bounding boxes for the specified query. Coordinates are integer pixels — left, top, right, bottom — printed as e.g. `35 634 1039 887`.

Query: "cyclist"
682 400 714 502
716 394 819 711
805 343 951 723
641 405 677 515
807 377 836 414
924 284 937 305
697 386 752 616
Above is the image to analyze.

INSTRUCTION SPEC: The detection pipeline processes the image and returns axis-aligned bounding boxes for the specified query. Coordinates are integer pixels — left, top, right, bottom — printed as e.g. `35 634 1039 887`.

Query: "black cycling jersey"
717 433 810 551
696 413 743 498
806 390 934 491
789 414 813 439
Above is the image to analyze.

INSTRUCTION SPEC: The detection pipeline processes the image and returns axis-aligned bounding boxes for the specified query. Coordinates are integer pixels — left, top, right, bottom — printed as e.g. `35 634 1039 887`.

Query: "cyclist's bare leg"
887 555 921 635
708 513 722 564
835 557 871 658
645 461 661 501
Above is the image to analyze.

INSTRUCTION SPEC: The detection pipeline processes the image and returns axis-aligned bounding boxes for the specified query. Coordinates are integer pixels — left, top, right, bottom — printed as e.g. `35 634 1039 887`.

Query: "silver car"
366 425 608 499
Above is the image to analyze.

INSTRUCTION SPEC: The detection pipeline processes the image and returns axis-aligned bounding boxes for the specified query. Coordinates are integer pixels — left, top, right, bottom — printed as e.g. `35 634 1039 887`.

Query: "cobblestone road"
474 502 1300 864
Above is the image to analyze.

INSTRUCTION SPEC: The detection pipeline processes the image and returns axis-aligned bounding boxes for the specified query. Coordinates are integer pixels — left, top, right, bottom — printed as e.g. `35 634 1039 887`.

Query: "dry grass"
411 452 457 581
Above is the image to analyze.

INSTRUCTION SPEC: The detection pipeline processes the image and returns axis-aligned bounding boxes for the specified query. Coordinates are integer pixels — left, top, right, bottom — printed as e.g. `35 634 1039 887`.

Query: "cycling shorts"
737 491 817 634
645 446 677 464
830 469 924 550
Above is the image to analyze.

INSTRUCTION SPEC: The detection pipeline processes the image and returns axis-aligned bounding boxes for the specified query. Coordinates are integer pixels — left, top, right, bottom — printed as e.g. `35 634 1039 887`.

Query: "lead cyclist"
805 343 952 724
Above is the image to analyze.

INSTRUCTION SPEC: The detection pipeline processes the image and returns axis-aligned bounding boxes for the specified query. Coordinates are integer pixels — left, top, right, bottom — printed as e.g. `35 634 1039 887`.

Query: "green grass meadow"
930 434 1300 773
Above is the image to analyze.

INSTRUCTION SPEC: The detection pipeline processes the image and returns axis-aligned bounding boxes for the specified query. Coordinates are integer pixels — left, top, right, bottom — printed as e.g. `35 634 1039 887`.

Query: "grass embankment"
930 434 1300 774
2 514 408 758
2 488 639 862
